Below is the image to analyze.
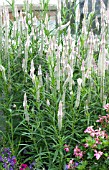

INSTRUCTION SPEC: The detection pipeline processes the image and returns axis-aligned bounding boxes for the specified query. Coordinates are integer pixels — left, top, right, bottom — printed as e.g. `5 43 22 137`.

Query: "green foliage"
77 161 88 170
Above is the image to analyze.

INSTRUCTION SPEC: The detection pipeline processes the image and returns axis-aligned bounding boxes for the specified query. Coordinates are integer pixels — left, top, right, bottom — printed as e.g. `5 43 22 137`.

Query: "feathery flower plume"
4 7 9 57
98 42 106 102
45 73 49 91
82 18 87 36
38 65 43 87
30 59 35 84
95 16 99 31
0 9 2 54
75 0 80 33
103 95 107 106
62 88 66 111
24 35 30 73
81 60 85 86
23 93 29 122
0 65 6 81
92 0 96 12
45 13 49 29
86 30 94 71
58 101 63 131
46 99 50 106
57 0 62 25
34 65 43 101
83 0 88 18
67 25 72 47
63 64 73 91
39 24 44 56
62 64 73 110
75 78 82 108
22 58 26 72
56 48 60 91
57 21 70 32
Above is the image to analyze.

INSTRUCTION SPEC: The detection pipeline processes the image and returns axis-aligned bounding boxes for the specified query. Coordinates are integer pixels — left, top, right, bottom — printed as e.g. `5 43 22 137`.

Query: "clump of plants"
64 104 109 170
0 148 17 170
0 148 35 170
0 0 109 169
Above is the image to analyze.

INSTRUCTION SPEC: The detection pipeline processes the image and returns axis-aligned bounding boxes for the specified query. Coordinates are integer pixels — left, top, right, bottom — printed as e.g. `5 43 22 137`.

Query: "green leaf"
77 161 88 170
97 144 103 150
102 140 109 146
53 150 58 163
87 151 94 159
104 153 108 157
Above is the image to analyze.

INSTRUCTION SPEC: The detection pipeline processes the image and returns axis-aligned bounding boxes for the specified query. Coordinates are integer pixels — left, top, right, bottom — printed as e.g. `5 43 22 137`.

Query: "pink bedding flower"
69 159 74 164
74 146 83 158
83 143 88 148
84 126 95 134
84 126 96 137
65 160 74 170
94 150 103 160
94 137 101 144
85 126 108 139
104 103 109 112
64 144 69 152
20 164 28 170
96 115 108 123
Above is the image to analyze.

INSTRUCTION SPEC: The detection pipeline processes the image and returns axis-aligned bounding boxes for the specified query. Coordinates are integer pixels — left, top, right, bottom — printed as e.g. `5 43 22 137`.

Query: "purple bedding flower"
0 148 17 169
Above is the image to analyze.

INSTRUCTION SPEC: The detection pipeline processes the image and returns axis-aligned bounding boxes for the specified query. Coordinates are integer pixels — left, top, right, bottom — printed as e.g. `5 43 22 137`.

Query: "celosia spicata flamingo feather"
75 78 82 108
58 101 63 131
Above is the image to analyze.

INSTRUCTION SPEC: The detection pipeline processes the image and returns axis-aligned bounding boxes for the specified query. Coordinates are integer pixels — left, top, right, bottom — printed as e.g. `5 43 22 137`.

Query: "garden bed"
0 0 109 169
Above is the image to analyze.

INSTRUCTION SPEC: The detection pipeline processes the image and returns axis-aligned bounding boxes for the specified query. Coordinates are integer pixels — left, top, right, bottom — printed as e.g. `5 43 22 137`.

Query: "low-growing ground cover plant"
0 0 109 169
0 148 17 170
64 105 109 170
0 148 35 169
